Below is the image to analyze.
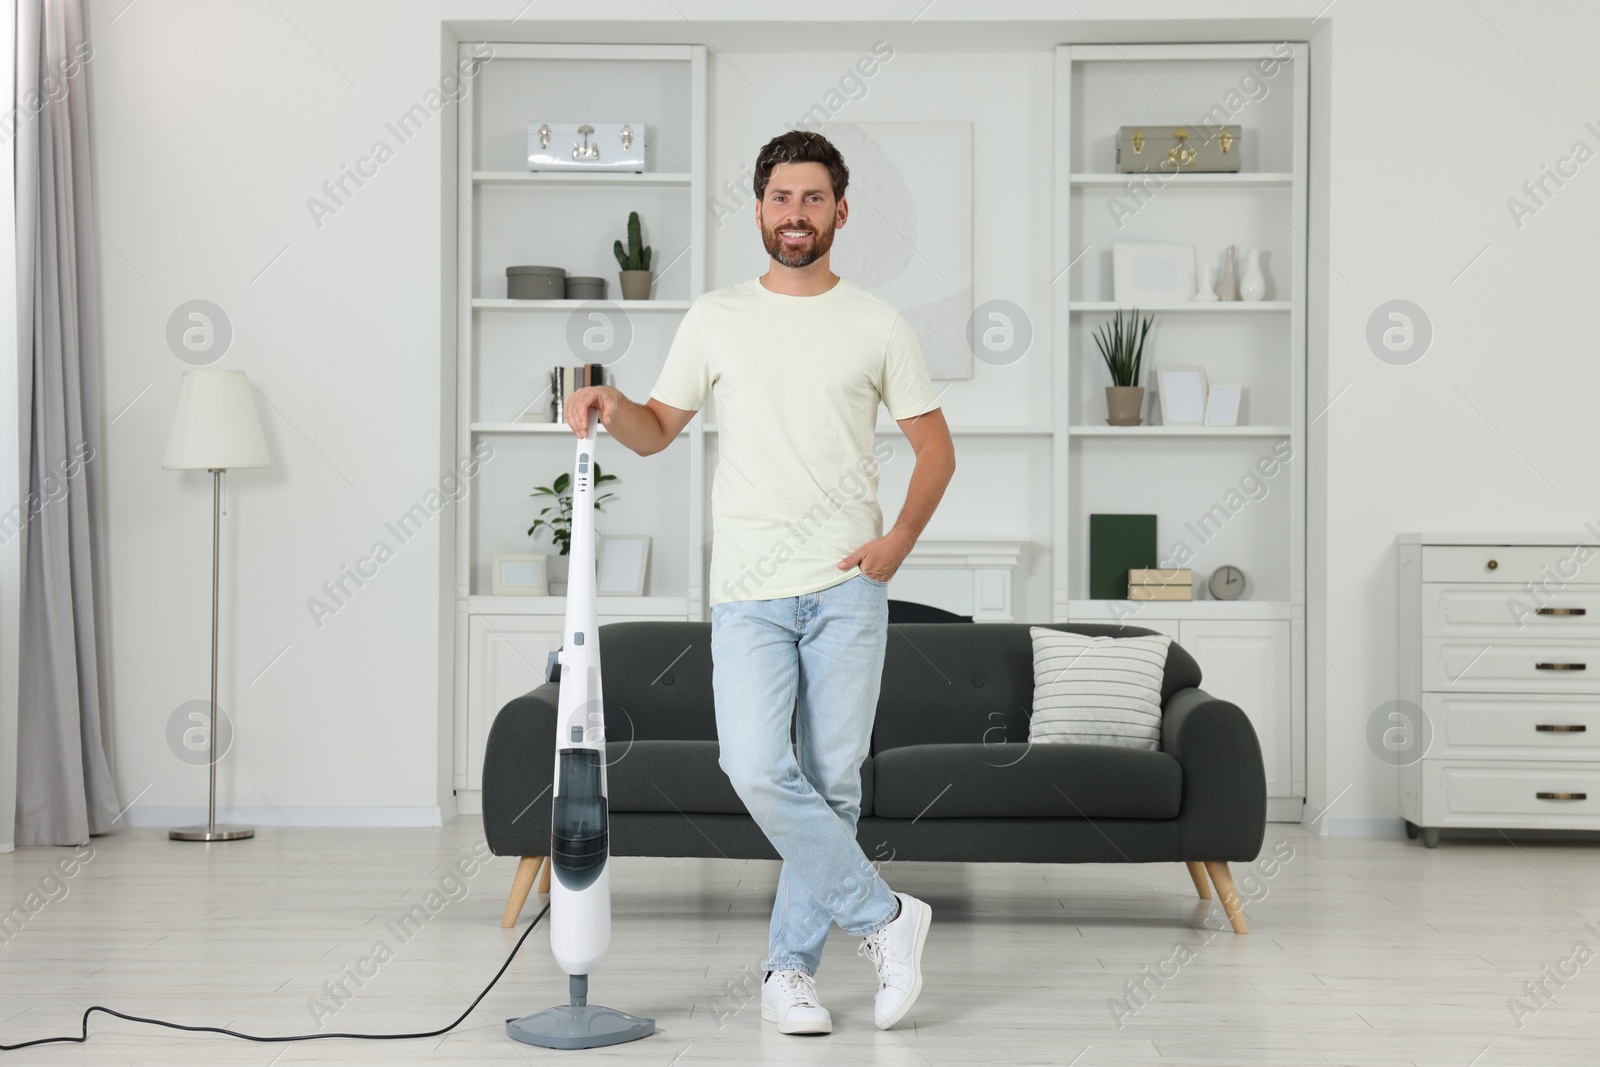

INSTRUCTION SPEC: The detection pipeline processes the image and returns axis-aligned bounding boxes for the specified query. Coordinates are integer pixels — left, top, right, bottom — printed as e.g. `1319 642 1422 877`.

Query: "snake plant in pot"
1093 308 1155 426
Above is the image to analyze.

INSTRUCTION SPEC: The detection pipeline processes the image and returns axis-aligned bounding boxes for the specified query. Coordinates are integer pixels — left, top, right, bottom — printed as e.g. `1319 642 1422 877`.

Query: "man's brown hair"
753 130 849 203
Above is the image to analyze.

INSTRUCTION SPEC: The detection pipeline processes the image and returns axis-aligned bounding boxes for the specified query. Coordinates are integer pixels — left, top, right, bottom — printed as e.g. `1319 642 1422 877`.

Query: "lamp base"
169 824 255 842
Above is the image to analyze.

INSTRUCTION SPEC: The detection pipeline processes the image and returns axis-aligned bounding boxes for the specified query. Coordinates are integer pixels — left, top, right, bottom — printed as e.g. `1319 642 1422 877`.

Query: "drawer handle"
1536 607 1587 616
1535 662 1587 671
1486 559 1498 570
1536 724 1588 732
1536 791 1588 801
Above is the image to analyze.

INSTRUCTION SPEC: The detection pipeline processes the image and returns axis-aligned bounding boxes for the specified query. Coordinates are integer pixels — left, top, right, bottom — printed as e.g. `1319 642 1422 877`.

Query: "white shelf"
1068 425 1291 437
471 298 690 310
1070 171 1293 186
474 421 1057 437
473 170 693 186
890 424 1053 435
1066 598 1292 621
698 423 1055 436
1069 301 1291 313
468 594 691 616
471 422 692 435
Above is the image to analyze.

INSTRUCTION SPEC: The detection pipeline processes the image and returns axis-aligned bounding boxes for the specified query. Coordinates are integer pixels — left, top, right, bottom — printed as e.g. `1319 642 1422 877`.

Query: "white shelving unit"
1069 172 1295 187
448 42 707 813
442 38 1311 820
1069 301 1291 313
1054 43 1310 817
470 299 691 312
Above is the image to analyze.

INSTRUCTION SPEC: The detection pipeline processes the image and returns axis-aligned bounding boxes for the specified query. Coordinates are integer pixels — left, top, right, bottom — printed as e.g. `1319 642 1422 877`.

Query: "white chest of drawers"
1399 533 1600 846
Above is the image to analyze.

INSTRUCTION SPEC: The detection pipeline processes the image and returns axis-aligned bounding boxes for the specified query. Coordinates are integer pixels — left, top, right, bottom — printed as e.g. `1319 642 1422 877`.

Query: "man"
562 130 956 1035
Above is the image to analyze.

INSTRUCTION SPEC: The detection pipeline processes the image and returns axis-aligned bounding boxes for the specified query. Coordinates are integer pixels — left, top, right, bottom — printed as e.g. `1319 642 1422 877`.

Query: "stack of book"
1128 568 1192 601
546 363 608 422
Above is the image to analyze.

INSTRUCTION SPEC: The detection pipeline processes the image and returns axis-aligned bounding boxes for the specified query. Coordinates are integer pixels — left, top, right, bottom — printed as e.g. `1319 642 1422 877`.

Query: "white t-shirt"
648 276 940 606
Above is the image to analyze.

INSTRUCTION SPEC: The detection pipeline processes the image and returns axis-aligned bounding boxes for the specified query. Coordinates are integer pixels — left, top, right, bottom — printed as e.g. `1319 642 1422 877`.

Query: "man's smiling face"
757 160 845 269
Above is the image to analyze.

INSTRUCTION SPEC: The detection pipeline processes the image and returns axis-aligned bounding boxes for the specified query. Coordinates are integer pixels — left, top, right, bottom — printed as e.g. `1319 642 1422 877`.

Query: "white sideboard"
1399 532 1600 846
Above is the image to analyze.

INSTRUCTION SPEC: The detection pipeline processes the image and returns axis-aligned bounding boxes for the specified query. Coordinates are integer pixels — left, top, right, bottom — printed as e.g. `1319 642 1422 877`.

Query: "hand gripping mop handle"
549 407 611 977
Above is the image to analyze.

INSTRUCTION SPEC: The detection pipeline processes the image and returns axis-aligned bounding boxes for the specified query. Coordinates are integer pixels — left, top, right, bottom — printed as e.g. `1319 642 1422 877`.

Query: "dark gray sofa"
482 620 1266 933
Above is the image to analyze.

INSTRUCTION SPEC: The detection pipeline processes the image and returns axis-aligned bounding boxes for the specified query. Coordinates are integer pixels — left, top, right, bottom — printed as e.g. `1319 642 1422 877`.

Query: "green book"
1089 514 1158 599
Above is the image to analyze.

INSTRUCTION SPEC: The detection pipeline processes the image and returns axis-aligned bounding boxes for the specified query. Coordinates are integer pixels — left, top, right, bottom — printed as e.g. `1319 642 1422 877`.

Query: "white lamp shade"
162 370 273 470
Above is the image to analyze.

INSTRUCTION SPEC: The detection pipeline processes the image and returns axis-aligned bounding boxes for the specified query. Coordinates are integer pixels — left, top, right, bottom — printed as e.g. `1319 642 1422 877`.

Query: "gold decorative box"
1116 126 1242 174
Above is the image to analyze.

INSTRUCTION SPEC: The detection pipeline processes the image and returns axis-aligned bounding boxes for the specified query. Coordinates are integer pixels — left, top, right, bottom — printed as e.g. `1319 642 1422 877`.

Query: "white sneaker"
857 891 931 1029
760 968 832 1035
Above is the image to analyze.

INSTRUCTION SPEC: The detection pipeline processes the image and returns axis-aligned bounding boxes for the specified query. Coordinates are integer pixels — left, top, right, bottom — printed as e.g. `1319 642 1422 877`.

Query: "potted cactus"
613 210 653 300
1093 308 1155 426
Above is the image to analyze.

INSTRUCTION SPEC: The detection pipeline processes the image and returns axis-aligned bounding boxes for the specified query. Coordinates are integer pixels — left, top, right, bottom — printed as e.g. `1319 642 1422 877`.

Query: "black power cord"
0 901 550 1052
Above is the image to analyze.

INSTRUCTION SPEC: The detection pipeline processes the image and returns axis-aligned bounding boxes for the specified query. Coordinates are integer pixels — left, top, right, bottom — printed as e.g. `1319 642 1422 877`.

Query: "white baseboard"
122 806 458 829
1305 815 1408 838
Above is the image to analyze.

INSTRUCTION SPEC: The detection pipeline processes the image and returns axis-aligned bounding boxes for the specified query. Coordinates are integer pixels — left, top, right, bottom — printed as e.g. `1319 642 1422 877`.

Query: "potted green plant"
613 210 653 301
1093 308 1155 426
528 464 619 587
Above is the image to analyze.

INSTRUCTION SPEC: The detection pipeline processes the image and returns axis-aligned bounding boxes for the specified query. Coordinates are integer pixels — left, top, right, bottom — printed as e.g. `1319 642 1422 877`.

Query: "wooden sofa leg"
502 856 544 928
537 855 551 893
1203 861 1248 934
1185 861 1212 900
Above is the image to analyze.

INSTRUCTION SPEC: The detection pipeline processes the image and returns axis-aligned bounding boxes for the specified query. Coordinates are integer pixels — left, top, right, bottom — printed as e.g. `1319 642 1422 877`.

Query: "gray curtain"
14 0 118 845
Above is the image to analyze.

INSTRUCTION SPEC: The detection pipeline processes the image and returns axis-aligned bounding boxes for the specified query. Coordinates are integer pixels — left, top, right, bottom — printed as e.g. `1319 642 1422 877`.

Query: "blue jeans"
711 572 899 977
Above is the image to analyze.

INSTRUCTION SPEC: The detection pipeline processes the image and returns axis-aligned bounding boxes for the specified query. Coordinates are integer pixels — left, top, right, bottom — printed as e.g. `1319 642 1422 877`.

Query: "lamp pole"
170 468 253 842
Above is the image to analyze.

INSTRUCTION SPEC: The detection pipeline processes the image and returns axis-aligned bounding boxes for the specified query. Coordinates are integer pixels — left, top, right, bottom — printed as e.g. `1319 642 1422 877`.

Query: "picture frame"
1157 366 1209 425
491 553 549 596
1112 242 1196 303
596 534 651 596
1204 384 1243 426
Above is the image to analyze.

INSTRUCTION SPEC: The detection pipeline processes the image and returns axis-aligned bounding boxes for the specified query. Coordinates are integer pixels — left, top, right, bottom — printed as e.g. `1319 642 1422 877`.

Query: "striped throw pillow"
1027 627 1172 750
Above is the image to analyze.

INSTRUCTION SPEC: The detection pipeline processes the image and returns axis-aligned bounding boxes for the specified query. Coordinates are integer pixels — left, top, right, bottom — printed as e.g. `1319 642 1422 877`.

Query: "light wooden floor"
2 820 1597 1065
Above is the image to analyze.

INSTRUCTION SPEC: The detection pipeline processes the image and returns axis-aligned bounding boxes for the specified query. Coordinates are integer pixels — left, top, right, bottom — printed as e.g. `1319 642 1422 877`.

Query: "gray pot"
507 265 565 300
619 270 653 301
1106 386 1145 426
565 276 607 300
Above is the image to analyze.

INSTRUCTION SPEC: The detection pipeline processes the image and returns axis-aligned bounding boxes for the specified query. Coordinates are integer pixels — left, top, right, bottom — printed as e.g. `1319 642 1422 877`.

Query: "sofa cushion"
605 740 875 816
1027 628 1172 751
872 742 1181 819
872 622 1202 754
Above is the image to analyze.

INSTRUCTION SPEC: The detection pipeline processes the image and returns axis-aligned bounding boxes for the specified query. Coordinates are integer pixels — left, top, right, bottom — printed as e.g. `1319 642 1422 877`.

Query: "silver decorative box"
528 121 648 172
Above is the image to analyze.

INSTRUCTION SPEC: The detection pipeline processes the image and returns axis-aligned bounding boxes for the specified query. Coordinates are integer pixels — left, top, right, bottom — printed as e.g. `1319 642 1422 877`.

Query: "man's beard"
762 218 835 268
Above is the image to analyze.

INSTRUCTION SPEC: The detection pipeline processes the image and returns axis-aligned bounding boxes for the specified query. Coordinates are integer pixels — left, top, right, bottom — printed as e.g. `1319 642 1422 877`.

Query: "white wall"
88 3 473 823
1311 1 1600 831
81 0 1600 829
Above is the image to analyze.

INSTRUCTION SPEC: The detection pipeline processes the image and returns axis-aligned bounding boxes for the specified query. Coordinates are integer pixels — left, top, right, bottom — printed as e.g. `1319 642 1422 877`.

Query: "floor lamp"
162 369 272 842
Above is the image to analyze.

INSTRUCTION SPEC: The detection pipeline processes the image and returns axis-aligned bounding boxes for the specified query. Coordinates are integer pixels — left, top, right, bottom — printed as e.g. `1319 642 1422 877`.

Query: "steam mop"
507 408 656 1050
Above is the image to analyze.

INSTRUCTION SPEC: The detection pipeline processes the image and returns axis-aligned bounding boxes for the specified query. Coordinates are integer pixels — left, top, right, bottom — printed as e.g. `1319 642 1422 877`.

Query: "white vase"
1192 265 1219 301
1214 245 1239 300
1239 249 1266 302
